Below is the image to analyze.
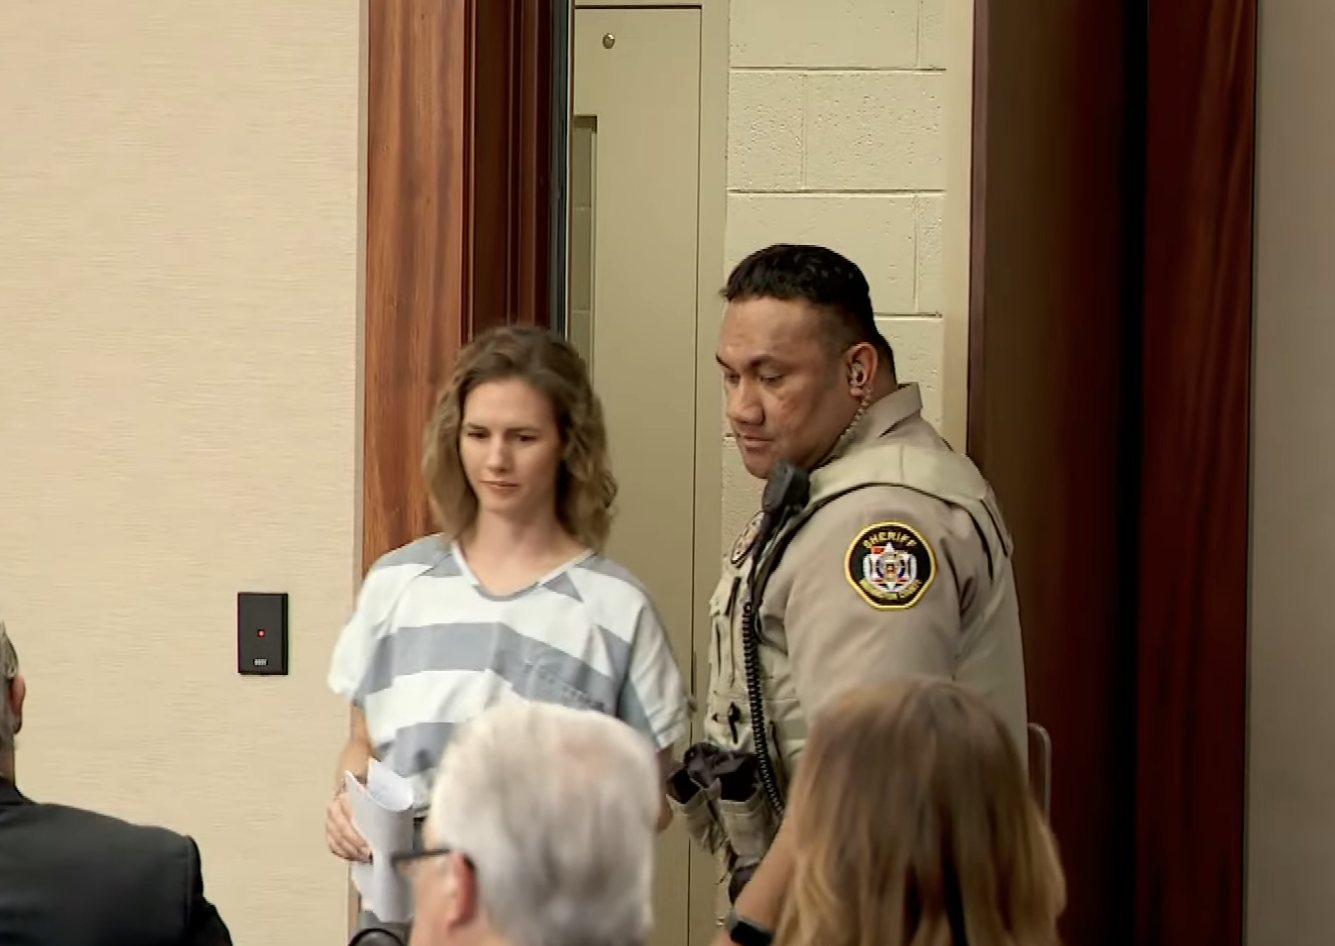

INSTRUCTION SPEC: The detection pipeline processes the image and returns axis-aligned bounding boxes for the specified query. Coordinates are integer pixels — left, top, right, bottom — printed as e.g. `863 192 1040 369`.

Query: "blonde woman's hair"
777 680 1066 946
422 325 617 550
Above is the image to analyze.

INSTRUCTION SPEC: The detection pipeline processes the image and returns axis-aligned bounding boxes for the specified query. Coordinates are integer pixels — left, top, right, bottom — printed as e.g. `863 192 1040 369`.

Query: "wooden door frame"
361 0 557 574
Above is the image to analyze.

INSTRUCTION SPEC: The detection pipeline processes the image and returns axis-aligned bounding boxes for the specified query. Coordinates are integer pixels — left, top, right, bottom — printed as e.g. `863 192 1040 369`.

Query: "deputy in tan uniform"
671 244 1028 946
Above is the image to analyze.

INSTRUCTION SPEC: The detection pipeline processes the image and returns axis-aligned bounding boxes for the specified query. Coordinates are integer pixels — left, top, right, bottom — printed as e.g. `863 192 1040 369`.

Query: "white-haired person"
397 699 662 946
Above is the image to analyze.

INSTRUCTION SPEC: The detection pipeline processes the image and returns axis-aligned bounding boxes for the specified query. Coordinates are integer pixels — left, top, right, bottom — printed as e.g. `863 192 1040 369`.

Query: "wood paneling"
363 0 468 572
968 3 1137 944
468 0 554 337
1134 1 1254 943
363 0 555 571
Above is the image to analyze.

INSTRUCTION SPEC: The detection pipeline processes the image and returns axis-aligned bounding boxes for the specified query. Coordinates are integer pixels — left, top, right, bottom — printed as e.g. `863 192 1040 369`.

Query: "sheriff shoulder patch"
730 511 765 567
844 521 936 610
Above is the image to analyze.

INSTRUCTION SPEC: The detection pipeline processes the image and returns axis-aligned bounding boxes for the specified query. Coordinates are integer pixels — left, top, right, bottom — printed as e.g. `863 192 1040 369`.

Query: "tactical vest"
704 440 1027 791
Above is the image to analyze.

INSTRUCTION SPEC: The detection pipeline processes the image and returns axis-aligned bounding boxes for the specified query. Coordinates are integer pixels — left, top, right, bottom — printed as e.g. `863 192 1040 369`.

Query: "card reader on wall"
237 592 289 676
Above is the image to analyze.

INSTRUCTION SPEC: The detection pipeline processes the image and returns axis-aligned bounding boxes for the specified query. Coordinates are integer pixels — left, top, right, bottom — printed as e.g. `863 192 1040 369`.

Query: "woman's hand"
326 788 372 862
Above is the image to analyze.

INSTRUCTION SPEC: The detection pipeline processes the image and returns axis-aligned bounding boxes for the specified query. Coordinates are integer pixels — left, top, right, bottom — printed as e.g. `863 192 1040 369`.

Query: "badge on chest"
729 511 765 568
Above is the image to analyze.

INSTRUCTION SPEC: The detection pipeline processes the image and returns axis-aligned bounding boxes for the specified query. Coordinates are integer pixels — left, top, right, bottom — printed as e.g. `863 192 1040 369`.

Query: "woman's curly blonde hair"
421 325 618 550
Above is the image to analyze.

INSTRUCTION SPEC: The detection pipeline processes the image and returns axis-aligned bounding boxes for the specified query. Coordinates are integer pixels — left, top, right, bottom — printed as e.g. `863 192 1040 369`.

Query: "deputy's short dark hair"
722 244 895 377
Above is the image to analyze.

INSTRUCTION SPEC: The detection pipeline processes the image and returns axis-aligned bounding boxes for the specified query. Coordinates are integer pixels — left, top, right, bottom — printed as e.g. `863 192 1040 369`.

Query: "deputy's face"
717 298 854 478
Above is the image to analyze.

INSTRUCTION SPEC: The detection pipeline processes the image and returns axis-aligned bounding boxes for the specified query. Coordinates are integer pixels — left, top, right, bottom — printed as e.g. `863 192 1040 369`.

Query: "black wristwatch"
725 909 774 946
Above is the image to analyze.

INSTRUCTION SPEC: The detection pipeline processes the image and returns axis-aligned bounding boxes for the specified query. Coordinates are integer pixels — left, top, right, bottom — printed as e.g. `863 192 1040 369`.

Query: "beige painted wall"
720 0 972 547
1247 1 1335 943
0 2 361 944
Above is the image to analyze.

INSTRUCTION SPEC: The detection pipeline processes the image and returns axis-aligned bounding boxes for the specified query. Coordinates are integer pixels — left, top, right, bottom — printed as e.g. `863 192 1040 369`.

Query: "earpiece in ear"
849 365 867 387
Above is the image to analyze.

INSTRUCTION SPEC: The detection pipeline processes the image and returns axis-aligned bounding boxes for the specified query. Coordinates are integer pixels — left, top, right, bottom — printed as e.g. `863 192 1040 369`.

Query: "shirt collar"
827 383 924 462
861 383 923 436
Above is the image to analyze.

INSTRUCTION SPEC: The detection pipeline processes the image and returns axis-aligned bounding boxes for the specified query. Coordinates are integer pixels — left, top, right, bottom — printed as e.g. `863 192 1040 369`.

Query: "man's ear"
9 673 24 735
845 343 878 397
447 854 481 927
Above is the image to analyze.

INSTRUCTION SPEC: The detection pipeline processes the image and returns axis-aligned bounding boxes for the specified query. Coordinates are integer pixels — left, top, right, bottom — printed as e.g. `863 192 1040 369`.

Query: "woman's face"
459 378 564 524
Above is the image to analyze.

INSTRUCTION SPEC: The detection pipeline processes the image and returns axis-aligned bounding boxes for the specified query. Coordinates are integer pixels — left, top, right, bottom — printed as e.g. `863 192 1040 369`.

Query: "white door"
572 9 702 946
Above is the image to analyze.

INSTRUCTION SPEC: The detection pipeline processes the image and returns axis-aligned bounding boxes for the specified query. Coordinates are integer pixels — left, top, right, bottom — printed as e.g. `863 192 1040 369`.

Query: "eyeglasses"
389 846 475 883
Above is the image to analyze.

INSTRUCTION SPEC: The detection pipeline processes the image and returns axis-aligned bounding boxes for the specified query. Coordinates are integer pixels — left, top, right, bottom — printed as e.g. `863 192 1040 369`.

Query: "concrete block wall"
721 0 950 551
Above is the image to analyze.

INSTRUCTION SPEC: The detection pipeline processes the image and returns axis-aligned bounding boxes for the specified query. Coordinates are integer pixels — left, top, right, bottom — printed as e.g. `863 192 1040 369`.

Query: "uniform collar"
827 383 924 462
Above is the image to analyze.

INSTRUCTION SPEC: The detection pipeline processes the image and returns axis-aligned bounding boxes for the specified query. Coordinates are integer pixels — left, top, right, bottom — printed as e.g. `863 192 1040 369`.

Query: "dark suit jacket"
0 777 233 946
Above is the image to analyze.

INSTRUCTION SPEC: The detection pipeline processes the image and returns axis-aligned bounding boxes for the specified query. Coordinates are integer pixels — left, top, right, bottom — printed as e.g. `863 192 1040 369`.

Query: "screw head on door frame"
602 33 615 49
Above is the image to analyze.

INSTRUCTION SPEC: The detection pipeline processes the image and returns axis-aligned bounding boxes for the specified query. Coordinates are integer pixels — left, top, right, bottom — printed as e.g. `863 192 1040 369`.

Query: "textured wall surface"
721 0 954 551
0 2 361 943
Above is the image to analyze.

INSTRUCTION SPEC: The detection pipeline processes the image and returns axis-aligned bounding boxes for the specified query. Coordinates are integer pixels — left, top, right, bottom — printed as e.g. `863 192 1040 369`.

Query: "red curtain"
969 0 1255 942
1135 1 1255 943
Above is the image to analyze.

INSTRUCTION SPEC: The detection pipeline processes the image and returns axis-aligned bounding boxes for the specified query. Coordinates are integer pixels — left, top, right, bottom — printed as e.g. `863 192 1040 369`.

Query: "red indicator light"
257 628 266 638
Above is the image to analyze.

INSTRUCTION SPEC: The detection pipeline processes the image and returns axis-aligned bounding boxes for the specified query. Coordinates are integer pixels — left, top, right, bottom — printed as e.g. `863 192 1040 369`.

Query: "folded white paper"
345 759 416 923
